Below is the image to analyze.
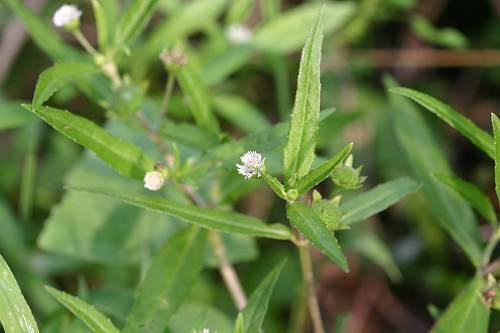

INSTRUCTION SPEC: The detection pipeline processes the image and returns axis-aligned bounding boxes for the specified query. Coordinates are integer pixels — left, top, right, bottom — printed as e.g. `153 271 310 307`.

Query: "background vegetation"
1 0 500 332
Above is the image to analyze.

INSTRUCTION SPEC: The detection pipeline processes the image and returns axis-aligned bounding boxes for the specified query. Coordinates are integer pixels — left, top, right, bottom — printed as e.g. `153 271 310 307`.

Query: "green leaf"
161 120 220 150
25 105 154 179
287 202 348 271
435 174 497 227
168 302 233 333
38 152 176 265
238 260 286 333
410 15 468 49
493 114 500 206
233 314 244 333
143 0 228 60
0 102 34 131
431 277 489 333
295 143 352 194
19 121 41 222
71 187 293 240
283 11 323 187
115 0 159 47
0 254 39 333
3 0 82 61
253 2 355 54
226 0 254 23
33 62 99 109
350 232 402 282
176 63 220 134
123 226 206 333
340 177 420 225
386 77 482 267
188 108 335 178
91 0 118 50
201 44 255 86
0 199 27 266
390 87 495 159
46 286 120 333
213 94 271 134
261 172 287 200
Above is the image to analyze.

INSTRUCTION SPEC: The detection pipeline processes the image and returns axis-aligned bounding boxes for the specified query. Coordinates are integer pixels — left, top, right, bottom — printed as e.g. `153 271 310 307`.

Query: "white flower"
237 151 265 179
53 4 82 28
225 24 252 44
201 329 209 333
144 171 164 191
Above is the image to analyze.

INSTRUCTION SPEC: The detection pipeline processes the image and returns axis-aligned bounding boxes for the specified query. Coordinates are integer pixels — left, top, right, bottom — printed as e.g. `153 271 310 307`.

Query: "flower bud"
144 171 164 191
225 24 252 44
159 48 188 72
331 155 366 190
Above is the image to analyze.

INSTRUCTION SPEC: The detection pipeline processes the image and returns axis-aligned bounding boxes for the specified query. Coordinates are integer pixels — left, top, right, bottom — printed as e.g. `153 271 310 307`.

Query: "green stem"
73 30 97 56
482 227 500 267
298 240 325 333
158 73 176 121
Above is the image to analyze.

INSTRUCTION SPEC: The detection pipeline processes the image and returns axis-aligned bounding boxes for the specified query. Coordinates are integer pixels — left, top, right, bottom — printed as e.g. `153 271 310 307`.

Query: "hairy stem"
298 240 325 333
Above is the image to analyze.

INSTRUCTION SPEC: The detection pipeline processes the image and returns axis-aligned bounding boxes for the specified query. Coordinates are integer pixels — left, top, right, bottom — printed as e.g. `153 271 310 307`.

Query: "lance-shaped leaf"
213 94 271 134
33 62 99 109
283 12 323 187
493 114 500 206
143 0 228 61
91 0 118 50
390 87 495 159
238 260 286 333
24 105 154 180
435 174 497 227
431 277 489 333
71 187 292 240
46 286 120 333
340 177 420 225
115 0 159 47
253 2 355 54
295 143 352 194
386 76 482 267
350 231 402 282
0 254 39 333
261 173 287 200
123 226 206 333
287 202 348 271
177 63 220 134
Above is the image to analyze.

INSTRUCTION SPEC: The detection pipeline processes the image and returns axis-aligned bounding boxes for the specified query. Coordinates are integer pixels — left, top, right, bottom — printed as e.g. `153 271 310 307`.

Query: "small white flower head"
201 329 209 333
225 24 252 44
144 171 164 191
237 151 265 179
53 4 82 29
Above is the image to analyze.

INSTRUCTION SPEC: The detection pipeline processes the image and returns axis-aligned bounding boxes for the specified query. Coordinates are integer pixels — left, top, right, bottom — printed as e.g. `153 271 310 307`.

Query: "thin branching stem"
297 238 325 333
158 73 176 121
209 231 248 310
73 30 97 56
482 226 500 268
138 113 247 310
